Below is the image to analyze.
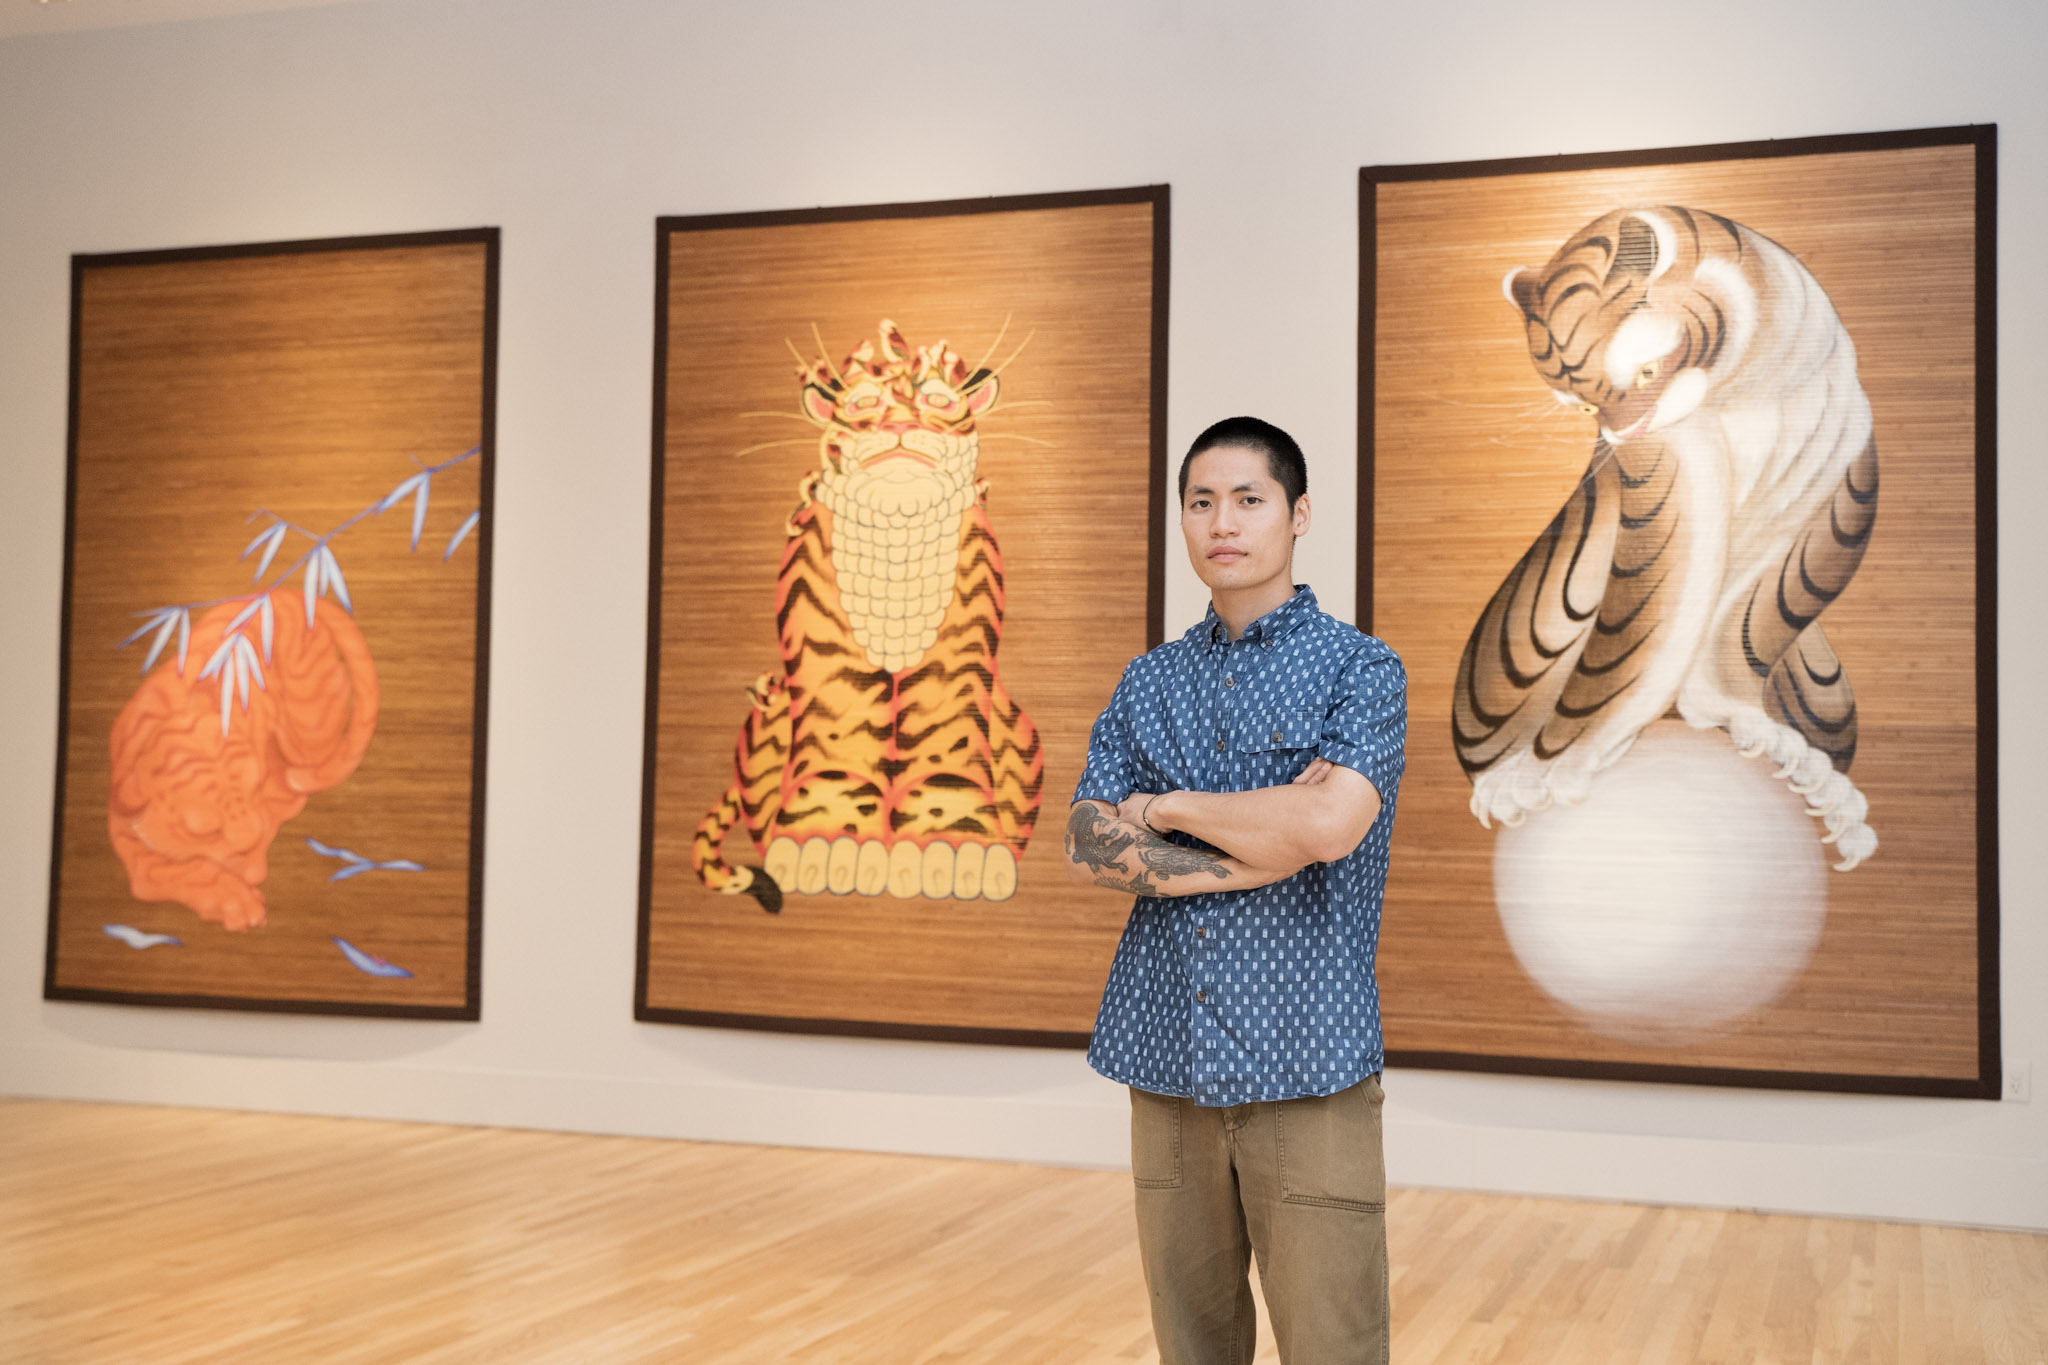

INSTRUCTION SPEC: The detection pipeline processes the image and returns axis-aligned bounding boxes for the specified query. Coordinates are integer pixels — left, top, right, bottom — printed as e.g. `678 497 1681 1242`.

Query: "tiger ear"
1611 211 1677 286
801 383 837 426
1503 266 1540 316
879 320 909 364
965 372 999 415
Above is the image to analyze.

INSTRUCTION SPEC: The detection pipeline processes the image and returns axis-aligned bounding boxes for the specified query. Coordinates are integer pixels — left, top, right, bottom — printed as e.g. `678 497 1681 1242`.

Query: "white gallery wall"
2 0 2042 1231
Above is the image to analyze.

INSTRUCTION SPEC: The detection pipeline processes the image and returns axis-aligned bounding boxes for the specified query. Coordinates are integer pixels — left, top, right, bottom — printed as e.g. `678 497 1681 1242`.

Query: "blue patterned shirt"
1074 585 1407 1106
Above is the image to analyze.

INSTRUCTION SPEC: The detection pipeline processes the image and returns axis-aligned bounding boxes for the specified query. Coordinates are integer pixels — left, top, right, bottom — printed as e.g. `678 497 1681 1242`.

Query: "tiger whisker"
979 329 1037 383
970 313 1013 378
732 439 820 458
783 336 814 373
739 410 824 424
975 433 1053 445
809 321 836 373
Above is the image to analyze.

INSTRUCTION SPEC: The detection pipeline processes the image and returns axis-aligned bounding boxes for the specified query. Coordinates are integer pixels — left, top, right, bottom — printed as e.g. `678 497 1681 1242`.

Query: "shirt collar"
1200 585 1318 649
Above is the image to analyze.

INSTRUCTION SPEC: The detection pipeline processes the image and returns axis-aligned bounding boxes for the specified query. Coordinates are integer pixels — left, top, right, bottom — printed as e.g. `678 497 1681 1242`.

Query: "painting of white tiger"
1365 133 1989 1088
1455 206 1878 872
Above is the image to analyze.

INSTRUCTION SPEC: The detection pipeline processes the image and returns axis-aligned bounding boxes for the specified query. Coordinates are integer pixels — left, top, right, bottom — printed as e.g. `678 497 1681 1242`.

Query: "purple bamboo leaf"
444 510 480 561
176 610 190 675
375 860 426 873
333 937 413 978
321 547 352 612
226 597 262 634
140 614 177 674
218 664 233 735
329 862 375 882
377 473 425 514
103 924 181 950
238 636 265 694
120 610 171 648
258 595 274 662
304 837 347 859
239 525 275 561
303 556 321 626
410 477 430 552
254 524 285 581
234 651 250 710
199 634 237 681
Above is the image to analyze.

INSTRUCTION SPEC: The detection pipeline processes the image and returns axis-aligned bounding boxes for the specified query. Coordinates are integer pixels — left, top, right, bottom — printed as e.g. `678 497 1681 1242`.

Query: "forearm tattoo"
1067 804 1232 896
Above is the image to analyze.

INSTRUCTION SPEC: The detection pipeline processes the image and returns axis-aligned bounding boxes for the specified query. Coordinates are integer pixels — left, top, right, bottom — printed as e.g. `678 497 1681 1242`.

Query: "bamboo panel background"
643 199 1159 1037
46 238 493 1014
1369 143 1981 1081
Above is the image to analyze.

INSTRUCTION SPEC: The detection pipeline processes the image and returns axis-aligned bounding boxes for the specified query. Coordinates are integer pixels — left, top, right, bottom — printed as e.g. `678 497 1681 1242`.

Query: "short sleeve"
1317 641 1407 805
1073 661 1143 805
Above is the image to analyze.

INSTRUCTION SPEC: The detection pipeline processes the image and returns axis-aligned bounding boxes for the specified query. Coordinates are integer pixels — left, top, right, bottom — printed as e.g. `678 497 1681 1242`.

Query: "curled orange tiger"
108 590 378 930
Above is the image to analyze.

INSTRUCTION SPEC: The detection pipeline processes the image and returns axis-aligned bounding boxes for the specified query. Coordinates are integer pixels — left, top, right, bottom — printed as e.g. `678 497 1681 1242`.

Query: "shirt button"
1271 730 1284 742
1196 927 1208 938
1224 677 1234 688
1216 739 1226 752
1196 991 1207 1003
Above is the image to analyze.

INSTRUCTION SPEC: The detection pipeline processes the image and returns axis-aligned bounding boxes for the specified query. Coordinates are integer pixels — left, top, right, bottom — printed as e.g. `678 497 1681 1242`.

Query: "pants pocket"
1129 1087 1183 1190
1276 1074 1386 1211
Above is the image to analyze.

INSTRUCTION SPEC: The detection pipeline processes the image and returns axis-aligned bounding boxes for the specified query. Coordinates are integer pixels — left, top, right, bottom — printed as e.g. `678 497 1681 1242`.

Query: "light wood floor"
1 1099 2042 1363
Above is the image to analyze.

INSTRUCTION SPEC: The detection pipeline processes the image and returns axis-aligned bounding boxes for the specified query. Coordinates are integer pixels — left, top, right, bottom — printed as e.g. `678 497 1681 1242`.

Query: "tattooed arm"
1115 758 1382 870
1063 800 1303 898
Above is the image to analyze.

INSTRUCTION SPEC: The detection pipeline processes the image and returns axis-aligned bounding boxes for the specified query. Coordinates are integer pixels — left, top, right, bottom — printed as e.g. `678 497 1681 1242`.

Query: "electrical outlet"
2004 1059 2031 1103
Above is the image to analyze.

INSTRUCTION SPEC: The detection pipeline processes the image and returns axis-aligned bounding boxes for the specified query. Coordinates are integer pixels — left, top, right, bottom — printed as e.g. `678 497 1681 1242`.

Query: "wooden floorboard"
1 1098 2042 1363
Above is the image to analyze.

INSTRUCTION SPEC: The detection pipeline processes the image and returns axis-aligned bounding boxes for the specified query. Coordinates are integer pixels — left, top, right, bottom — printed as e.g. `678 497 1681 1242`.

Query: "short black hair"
1178 416 1308 511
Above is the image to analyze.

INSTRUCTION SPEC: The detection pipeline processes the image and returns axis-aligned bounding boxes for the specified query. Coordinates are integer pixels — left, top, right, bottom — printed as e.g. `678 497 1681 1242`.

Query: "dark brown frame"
636 185 1171 1044
1359 126 1999 1098
44 227 500 1021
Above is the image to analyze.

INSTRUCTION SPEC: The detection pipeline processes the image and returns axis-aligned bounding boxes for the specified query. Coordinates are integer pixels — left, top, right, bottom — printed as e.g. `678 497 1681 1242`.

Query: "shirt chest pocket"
1235 707 1321 782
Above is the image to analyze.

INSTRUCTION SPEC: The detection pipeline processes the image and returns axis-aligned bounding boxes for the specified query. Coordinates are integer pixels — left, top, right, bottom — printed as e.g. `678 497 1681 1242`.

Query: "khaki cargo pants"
1130 1073 1388 1365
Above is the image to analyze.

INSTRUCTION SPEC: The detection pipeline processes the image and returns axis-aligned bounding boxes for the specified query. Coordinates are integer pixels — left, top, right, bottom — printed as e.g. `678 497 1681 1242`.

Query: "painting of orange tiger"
689 320 1045 912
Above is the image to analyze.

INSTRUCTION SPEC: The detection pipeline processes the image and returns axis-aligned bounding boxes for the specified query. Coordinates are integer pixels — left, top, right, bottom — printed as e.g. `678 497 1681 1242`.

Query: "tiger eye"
1578 402 1599 417
1636 360 1661 388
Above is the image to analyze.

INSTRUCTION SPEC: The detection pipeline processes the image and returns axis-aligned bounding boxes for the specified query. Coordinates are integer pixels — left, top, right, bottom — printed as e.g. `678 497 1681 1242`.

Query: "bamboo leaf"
303 556 321 626
305 838 346 859
226 598 262 634
322 546 352 612
255 524 285 582
238 636 266 692
176 610 190 675
235 651 251 710
259 595 274 662
199 634 237 681
410 476 430 552
219 665 233 735
120 610 171 648
330 862 374 882
444 509 480 561
240 525 275 561
376 473 425 514
139 614 177 674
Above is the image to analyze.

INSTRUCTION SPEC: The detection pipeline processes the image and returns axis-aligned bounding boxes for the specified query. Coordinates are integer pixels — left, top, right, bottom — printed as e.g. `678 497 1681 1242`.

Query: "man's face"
1180 445 1309 595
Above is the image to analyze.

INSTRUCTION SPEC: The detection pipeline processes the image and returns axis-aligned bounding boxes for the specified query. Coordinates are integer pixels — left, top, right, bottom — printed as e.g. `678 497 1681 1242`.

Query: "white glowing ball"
1492 721 1828 1045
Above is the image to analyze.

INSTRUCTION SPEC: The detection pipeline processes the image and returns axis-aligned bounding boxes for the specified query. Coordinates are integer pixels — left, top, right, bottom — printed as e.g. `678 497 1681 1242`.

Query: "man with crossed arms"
1065 416 1407 1364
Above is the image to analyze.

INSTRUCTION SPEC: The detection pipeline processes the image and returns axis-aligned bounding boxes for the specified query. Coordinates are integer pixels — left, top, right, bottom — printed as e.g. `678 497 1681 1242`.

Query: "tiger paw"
1726 710 1878 871
761 836 1017 900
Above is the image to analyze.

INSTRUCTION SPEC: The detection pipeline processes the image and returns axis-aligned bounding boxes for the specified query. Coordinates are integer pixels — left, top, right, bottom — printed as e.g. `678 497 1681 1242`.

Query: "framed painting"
1361 127 1998 1096
44 229 498 1019
639 186 1168 1044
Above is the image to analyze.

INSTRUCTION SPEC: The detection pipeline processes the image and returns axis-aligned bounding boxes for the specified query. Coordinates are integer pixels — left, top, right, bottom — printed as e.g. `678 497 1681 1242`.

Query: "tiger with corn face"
691 320 1044 911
